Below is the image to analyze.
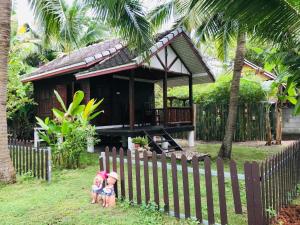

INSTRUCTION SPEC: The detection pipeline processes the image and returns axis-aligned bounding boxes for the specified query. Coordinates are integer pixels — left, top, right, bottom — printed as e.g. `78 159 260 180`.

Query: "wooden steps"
143 128 183 154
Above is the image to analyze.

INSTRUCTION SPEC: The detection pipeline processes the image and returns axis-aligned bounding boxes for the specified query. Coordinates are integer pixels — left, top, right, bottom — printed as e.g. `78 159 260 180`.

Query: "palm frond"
147 1 175 30
86 0 153 52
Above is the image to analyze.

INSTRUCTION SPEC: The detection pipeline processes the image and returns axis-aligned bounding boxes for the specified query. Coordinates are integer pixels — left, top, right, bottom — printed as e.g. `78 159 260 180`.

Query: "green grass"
0 165 187 225
0 143 285 225
196 143 284 171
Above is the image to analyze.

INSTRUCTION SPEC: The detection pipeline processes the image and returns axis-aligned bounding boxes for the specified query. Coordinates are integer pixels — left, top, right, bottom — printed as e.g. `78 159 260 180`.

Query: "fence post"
34 128 39 148
47 147 52 183
101 151 106 171
245 162 264 225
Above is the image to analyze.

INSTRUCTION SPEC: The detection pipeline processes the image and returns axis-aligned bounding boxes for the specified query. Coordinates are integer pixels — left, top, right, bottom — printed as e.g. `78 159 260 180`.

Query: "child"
100 171 118 207
91 171 108 204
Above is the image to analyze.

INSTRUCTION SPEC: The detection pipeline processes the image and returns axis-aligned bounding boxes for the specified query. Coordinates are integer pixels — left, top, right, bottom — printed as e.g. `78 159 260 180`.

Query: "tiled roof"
22 28 215 83
23 39 122 79
76 48 137 76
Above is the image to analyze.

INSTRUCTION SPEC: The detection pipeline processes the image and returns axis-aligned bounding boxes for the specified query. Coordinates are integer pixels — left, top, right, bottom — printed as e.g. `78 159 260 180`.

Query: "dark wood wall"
33 73 155 126
34 75 74 119
90 75 154 126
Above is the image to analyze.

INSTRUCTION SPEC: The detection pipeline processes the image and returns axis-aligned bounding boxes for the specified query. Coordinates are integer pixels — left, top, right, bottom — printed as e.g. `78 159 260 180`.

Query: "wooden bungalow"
22 28 214 152
242 59 276 81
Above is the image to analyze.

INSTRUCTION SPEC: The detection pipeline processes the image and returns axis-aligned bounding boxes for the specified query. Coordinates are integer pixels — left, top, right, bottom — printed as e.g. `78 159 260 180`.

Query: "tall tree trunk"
275 101 282 145
0 0 16 183
265 105 272 146
219 32 246 159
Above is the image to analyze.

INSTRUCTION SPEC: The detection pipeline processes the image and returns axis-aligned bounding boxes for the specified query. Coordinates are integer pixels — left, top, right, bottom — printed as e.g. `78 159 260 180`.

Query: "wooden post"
188 74 193 123
163 48 168 126
129 70 135 130
79 79 90 104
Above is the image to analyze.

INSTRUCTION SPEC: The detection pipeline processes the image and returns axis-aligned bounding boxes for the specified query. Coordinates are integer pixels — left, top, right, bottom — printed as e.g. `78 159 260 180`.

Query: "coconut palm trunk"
275 99 282 145
218 32 246 159
265 104 272 146
0 0 16 183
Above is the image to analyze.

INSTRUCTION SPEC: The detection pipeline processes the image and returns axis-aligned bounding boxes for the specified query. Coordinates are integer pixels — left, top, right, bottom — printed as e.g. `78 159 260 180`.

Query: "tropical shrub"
7 38 36 139
168 74 265 106
36 90 103 169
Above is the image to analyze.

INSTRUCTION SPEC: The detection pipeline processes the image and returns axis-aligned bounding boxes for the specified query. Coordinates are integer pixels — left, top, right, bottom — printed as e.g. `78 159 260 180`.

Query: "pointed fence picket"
101 147 244 225
8 138 51 182
101 141 300 225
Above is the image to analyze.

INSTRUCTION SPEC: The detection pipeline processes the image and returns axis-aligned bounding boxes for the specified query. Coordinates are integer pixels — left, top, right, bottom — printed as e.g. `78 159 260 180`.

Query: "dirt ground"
273 205 300 225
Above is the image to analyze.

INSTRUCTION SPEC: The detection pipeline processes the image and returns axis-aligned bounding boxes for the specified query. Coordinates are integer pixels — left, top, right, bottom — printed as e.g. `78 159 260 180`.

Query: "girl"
100 172 118 207
91 171 108 204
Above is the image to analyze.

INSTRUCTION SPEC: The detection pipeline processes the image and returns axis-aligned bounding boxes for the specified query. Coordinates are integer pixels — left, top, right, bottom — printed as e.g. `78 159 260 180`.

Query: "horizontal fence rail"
8 138 51 182
100 147 244 225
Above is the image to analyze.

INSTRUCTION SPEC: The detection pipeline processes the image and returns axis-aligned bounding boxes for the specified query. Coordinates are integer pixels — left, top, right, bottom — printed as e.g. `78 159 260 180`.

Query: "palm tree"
149 0 300 158
28 0 153 52
0 0 16 183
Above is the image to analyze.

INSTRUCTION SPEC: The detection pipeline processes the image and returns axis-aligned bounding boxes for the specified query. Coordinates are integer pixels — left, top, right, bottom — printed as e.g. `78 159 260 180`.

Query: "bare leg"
105 196 109 208
91 192 97 204
102 196 106 207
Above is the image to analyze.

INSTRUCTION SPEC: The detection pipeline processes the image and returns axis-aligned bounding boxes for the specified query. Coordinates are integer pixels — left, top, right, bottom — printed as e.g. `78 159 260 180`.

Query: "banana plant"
35 90 103 168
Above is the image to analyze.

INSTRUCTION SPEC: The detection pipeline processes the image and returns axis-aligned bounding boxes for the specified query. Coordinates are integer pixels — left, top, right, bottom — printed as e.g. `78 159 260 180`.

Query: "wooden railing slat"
171 153 180 218
119 148 126 199
217 158 228 225
161 153 169 212
135 150 142 204
230 160 242 214
127 150 133 202
181 154 190 218
112 147 118 198
152 152 159 207
192 156 202 223
105 146 110 173
204 157 215 224
143 151 150 204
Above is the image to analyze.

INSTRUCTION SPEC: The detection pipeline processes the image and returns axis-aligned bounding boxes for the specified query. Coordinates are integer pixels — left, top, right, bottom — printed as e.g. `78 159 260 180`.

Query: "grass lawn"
0 142 289 225
196 142 287 171
0 166 185 225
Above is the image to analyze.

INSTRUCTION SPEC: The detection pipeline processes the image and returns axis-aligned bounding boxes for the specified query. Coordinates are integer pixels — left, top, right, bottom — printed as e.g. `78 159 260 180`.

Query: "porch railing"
154 107 192 125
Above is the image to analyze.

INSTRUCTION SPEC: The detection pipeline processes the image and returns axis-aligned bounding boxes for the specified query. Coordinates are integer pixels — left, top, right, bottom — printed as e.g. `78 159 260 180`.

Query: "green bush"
168 74 265 106
36 90 102 169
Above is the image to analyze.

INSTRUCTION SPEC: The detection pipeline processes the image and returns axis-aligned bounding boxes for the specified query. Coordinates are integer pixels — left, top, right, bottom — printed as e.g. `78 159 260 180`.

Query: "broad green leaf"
68 91 84 115
83 99 95 119
293 98 300 115
38 132 51 144
61 121 70 135
73 105 85 116
286 96 297 105
88 111 104 121
91 98 103 112
36 117 49 130
264 62 275 72
52 108 65 121
54 90 67 112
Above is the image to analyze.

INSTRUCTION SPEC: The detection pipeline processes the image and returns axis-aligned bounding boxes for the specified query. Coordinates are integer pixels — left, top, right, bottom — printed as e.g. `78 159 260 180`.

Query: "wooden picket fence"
8 138 51 182
100 147 245 225
101 141 300 225
245 141 300 225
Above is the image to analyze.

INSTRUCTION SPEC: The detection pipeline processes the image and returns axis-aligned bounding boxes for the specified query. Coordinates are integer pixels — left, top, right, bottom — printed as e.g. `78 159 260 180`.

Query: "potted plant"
132 136 148 150
131 136 151 158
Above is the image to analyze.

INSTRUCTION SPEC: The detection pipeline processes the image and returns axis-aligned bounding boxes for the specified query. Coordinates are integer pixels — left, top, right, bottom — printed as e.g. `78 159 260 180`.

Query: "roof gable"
22 28 215 83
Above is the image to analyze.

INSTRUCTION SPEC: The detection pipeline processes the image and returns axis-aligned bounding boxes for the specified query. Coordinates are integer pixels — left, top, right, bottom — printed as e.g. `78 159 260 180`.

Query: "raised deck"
96 125 194 137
